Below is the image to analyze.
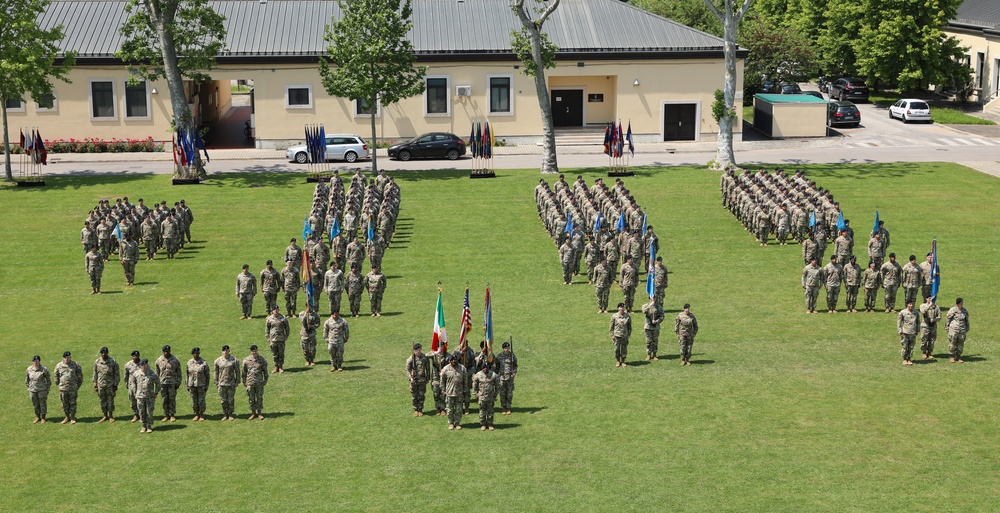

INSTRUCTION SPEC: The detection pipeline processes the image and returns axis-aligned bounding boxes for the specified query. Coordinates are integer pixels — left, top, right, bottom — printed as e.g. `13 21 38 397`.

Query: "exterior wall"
771 103 826 138
945 28 1000 103
9 57 744 147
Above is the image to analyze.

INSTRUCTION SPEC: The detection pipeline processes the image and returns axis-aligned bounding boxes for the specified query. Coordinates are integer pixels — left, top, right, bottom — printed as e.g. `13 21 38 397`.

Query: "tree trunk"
153 7 199 179
370 93 378 174
713 7 738 169
529 33 559 175
2 101 11 182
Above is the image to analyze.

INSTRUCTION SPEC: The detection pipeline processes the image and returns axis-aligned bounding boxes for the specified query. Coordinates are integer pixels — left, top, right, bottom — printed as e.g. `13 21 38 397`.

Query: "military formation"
80 197 194 293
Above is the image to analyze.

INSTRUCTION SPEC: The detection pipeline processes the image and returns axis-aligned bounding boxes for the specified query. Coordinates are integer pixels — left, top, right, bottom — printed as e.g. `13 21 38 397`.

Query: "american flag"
457 287 473 350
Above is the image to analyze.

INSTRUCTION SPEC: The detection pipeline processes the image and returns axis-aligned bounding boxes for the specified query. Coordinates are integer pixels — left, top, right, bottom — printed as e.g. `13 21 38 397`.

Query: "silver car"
889 99 931 123
286 134 369 163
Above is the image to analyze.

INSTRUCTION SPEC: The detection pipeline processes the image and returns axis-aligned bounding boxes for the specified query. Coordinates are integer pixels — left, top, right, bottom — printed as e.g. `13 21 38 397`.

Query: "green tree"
511 0 561 175
632 0 723 37
740 13 814 103
117 0 225 179
0 0 75 182
704 0 755 169
320 0 426 174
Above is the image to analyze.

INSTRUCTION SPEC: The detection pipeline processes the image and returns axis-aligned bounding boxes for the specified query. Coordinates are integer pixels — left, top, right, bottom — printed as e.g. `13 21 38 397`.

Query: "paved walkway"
959 161 1000 178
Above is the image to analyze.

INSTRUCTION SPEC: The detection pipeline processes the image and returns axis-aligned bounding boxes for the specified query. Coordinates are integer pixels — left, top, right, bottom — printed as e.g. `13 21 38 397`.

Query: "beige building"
946 0 1000 113
12 0 745 149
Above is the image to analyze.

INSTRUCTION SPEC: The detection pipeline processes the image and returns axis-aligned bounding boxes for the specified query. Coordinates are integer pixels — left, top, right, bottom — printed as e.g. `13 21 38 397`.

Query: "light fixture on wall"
633 79 640 87
151 88 158 94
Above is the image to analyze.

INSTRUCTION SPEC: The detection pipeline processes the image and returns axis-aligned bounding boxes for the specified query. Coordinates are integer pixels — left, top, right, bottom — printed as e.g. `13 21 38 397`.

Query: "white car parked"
286 134 369 163
888 99 932 123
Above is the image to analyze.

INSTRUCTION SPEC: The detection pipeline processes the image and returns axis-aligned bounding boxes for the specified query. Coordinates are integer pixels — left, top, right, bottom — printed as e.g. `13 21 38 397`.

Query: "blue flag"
645 240 656 299
836 211 845 232
319 125 327 162
930 239 940 302
329 217 341 241
302 216 313 241
809 211 816 228
367 219 374 241
112 224 122 240
594 212 602 238
305 281 315 309
872 209 880 237
615 212 625 233
641 212 647 236
565 213 573 234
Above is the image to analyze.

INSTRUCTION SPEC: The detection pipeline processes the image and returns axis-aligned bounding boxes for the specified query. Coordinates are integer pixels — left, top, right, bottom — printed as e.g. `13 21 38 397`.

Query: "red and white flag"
431 288 447 352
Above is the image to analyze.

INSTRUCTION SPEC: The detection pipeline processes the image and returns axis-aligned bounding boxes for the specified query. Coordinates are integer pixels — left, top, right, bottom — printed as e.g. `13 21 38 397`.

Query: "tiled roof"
953 0 1000 30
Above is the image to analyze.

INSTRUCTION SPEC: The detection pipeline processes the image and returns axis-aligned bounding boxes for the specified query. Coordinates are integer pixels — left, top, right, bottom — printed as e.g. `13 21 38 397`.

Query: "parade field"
1 162 998 511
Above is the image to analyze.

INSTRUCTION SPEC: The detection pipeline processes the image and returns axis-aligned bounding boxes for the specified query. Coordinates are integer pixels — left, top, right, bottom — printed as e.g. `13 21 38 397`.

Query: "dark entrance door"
551 90 584 127
663 103 697 141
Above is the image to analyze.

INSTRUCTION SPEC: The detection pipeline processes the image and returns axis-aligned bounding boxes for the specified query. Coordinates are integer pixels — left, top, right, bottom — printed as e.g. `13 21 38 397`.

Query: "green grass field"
1 163 998 512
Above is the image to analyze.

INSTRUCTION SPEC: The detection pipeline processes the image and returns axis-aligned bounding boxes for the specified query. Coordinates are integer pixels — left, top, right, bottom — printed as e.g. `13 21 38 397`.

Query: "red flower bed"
8 137 164 154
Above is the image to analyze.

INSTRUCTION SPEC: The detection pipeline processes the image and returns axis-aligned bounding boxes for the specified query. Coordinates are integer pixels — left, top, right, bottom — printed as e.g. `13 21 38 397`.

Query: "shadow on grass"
341 365 370 371
1 171 157 191
960 355 987 363
281 366 313 374
690 359 715 365
261 411 295 419
152 423 187 431
376 312 404 317
491 423 522 430
132 281 159 286
509 406 547 414
912 358 938 365
98 290 123 295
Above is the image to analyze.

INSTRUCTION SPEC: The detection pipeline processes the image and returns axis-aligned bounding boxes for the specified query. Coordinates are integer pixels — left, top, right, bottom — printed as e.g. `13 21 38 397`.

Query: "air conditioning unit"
456 85 472 97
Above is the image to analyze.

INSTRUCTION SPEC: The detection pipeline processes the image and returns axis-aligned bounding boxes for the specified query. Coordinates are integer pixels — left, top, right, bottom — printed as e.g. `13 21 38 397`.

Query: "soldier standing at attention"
141 213 158 260
346 236 366 274
880 253 902 313
81 221 96 253
610 303 632 367
323 310 350 372
346 265 364 317
919 295 942 360
651 256 668 306
265 306 290 373
862 259 881 312
868 232 884 270
619 255 639 312
280 259 300 318
259 260 280 315
214 345 240 421
558 238 574 285
284 238 302 266
298 305 321 367
495 342 517 415
124 350 141 422
823 255 844 313
674 303 699 366
441 354 467 430
897 301 920 366
472 362 499 431
945 298 970 363
406 343 431 416
901 255 922 307
120 236 139 286
802 257 823 314
186 348 210 421
178 200 193 243
92 346 120 423
593 258 612 314
366 266 387 316
324 261 345 315
54 351 83 424
453 343 476 414
802 232 818 266
366 231 385 271
584 237 601 284
160 213 178 259
603 237 620 279
430 345 449 416
25 355 51 424
236 264 257 320
834 229 852 265
919 253 938 302
642 296 664 361
843 255 862 313
134 359 160 433
242 345 268 420
155 345 181 422
86 246 105 294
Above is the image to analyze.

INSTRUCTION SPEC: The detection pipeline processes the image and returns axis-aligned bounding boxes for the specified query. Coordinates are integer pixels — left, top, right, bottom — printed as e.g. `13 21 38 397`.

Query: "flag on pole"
34 129 47 165
23 129 33 158
836 210 845 232
195 129 209 163
602 124 611 156
302 216 313 241
483 122 492 159
112 223 123 240
19 129 25 153
616 122 624 158
301 248 314 308
483 286 494 360
646 240 656 299
318 125 327 162
930 239 940 302
641 212 647 236
457 287 472 351
329 217 341 241
469 124 478 159
367 218 375 241
615 211 625 233
626 121 635 158
172 136 179 166
432 288 447 352
564 212 573 234
594 212 603 239
809 211 816 228
872 209 880 237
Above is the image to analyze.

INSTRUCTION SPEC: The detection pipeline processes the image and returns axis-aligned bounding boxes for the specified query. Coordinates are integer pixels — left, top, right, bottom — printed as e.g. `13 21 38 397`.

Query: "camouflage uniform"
946 305 970 361
823 261 844 311
133 367 160 431
559 240 574 284
92 355 121 418
430 350 448 413
454 346 476 413
919 258 938 302
610 310 632 365
323 315 350 370
651 261 668 306
265 312 290 369
186 356 210 418
366 269 387 315
897 307 920 362
323 267 345 315
862 265 881 311
593 261 612 312
25 363 52 420
86 249 105 292
880 260 902 311
140 218 158 259
242 353 269 413
236 270 257 318
406 351 431 413
901 261 922 307
280 265 300 317
124 358 141 419
154 353 181 418
674 310 699 364
919 300 942 357
440 362 467 427
495 350 518 412
346 269 364 316
843 260 862 311
214 354 240 418
259 266 281 314
473 368 499 428
120 239 139 285
298 309 321 364
54 358 84 420
642 300 664 358
619 260 639 312
345 240 365 274
802 263 823 312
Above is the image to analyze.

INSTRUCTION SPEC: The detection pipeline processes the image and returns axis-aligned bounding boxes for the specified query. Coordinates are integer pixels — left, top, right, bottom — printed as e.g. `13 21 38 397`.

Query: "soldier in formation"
880 253 902 312
120 235 139 286
495 342 517 415
440 354 467 430
299 305 322 366
123 351 142 422
843 255 862 313
214 345 240 421
674 303 699 366
406 343 431 416
918 295 941 360
823 255 844 313
155 345 181 422
366 266 386 316
280 259 300 318
133 358 159 433
92 346 120 423
323 310 349 372
901 255 922 307
186 348 210 421
85 246 104 294
324 261 345 315
802 257 822 314
25 355 51 423
610 303 632 367
346 265 365 317
242 345 268 420
236 264 257 319
642 295 664 361
260 260 280 314
54 351 83 424
472 362 499 431
945 298 970 363
862 259 881 312
265 306 290 373
897 301 920 365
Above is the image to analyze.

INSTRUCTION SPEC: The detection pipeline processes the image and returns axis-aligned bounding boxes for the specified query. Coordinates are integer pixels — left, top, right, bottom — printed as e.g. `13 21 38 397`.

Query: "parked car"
888 99 932 123
817 76 832 94
830 77 869 102
761 77 777 93
387 132 467 161
802 91 825 99
827 100 861 127
778 82 802 94
286 134 369 164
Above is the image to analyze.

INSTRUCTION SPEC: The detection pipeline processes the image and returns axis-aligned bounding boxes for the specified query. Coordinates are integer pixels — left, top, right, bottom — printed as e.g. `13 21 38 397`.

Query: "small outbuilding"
752 94 828 138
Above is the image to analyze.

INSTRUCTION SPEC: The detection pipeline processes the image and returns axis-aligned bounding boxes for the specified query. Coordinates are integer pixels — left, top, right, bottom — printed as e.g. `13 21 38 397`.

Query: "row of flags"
172 128 209 167
431 286 496 360
19 129 47 165
469 121 494 159
603 121 635 158
305 124 327 164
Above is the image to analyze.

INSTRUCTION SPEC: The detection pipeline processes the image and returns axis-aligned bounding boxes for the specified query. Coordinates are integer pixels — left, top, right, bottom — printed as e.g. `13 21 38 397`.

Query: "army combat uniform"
642 300 664 359
299 309 322 365
265 311 290 371
92 354 120 421
154 352 182 420
236 270 257 319
346 269 364 317
406 351 431 414
186 354 210 419
610 309 632 366
242 352 269 417
674 309 699 365
919 300 942 358
260 265 281 314
440 362 467 429
54 357 84 422
366 269 387 316
472 367 500 430
897 307 920 363
26 362 52 422
945 304 970 362
323 315 350 371
134 366 160 432
214 353 240 419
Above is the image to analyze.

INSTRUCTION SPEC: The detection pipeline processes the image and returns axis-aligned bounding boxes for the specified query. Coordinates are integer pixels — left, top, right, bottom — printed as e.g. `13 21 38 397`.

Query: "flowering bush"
7 137 164 154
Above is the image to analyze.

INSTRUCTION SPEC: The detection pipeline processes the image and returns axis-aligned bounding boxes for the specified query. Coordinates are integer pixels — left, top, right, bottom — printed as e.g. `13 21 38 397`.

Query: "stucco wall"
945 29 1000 102
771 103 826 138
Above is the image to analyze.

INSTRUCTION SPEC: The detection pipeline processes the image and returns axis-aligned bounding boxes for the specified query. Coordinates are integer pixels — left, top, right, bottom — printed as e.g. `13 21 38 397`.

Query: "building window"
425 76 449 115
286 86 313 109
35 93 56 111
488 75 513 115
5 98 25 112
124 80 149 118
90 80 117 119
354 97 380 117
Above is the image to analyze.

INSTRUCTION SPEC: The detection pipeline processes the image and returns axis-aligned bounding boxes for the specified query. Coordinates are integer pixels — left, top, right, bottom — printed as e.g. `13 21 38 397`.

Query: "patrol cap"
100 346 109 353
888 252 896 258
222 344 230 351
850 255 857 262
449 354 459 361
617 302 625 309
683 303 691 309
32 355 41 362
162 345 171 351
909 255 916 261
63 351 71 357
267 259 273 265
250 344 259 351
242 264 249 270
502 342 510 349
139 358 149 365
656 256 663 262
413 343 422 350
131 350 140 357
482 362 490 370
180 200 185 204
290 238 297 242
191 347 200 354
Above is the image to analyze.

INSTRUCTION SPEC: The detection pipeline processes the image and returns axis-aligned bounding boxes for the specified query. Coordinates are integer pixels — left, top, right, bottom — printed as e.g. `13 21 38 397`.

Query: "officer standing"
54 351 83 424
25 355 51 424
124 351 141 422
260 260 281 315
642 296 664 360
265 306 290 373
214 345 240 421
440 354 467 430
405 343 431 416
495 342 517 415
610 302 632 367
134 359 160 433
154 345 181 422
897 301 920 365
945 298 970 363
298 305 322 367
236 264 258 320
323 310 350 372
92 346 120 423
186 347 210 421
918 295 942 359
472 362 499 431
674 303 699 366
242 345 269 420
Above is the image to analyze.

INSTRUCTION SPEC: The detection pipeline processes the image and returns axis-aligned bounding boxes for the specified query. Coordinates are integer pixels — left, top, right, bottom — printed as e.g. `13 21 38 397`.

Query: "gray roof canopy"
43 0 731 60
953 0 1000 30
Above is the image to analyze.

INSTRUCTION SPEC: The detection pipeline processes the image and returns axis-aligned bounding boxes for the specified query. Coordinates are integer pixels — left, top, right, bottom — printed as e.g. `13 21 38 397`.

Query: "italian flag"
431 289 447 352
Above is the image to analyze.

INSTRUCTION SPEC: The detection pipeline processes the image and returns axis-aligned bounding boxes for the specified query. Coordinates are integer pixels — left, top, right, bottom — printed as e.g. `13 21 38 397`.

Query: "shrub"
5 137 164 154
